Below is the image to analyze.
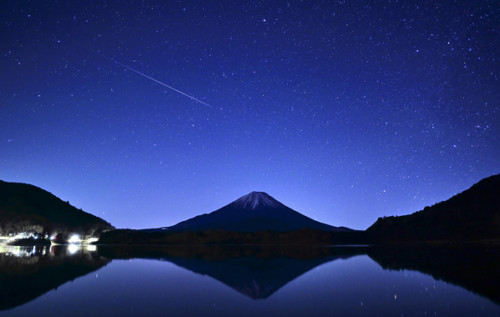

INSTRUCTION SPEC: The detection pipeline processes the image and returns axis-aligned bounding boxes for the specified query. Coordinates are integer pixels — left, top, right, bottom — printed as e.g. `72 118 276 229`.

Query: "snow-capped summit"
233 191 281 210
144 191 351 233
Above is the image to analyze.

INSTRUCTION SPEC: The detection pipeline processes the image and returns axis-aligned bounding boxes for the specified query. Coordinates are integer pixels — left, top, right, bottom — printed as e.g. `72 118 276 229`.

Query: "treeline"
98 228 369 245
367 174 500 243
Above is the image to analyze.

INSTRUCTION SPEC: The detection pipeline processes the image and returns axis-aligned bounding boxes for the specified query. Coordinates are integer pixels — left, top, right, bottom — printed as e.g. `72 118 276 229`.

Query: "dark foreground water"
0 244 499 316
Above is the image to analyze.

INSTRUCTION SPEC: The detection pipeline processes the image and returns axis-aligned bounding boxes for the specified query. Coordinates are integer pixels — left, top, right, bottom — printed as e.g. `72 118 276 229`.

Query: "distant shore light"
68 234 81 244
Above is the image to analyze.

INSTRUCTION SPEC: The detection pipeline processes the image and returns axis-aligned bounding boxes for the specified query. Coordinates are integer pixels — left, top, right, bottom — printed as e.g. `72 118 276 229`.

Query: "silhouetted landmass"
144 192 351 233
101 191 360 245
98 228 368 245
368 244 500 305
97 245 366 299
0 245 110 311
4 174 499 246
99 174 499 245
367 174 500 242
0 180 114 238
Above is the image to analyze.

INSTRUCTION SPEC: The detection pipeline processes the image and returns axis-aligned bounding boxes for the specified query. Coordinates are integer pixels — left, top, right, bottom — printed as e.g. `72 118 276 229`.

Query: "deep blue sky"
1 1 498 230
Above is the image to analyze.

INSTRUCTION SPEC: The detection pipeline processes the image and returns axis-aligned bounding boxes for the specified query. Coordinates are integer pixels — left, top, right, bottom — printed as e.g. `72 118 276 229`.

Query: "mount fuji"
146 192 351 233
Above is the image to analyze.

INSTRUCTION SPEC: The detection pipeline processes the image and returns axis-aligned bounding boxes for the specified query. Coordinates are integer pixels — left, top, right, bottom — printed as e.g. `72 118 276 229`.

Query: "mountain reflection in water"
0 245 110 311
98 244 500 305
367 244 500 305
98 245 367 299
0 244 499 314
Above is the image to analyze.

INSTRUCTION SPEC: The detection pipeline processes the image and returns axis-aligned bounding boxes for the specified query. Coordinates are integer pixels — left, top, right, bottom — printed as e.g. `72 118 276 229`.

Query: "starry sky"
1 1 498 230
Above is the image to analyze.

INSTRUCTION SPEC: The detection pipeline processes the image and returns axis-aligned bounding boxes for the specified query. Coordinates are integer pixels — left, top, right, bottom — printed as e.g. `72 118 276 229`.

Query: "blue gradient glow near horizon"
0 1 498 230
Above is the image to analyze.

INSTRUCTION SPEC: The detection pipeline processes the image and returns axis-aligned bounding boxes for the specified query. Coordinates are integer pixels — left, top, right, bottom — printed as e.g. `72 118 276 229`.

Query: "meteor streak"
112 59 213 108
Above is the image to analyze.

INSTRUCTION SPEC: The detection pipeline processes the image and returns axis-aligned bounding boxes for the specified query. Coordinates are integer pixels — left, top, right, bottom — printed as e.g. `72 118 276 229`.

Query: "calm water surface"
0 245 498 316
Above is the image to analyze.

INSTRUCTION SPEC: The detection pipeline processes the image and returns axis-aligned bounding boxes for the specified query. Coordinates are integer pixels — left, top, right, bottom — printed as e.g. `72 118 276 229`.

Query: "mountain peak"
144 191 347 233
232 191 281 210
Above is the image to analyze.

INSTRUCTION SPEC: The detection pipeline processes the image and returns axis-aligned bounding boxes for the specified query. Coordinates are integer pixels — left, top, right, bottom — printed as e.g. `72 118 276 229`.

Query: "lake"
1 244 499 316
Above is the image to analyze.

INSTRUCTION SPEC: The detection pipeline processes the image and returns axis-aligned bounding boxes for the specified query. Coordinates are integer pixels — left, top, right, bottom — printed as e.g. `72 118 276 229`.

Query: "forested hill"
0 180 114 238
367 174 500 242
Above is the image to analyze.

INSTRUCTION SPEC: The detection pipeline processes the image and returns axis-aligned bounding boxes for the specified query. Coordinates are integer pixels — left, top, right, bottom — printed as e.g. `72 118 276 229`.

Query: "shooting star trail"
112 59 213 108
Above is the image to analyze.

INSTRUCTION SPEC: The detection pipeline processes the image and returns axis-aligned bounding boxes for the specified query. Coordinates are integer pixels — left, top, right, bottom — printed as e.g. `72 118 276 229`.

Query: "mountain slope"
367 174 500 242
148 192 349 233
0 180 114 238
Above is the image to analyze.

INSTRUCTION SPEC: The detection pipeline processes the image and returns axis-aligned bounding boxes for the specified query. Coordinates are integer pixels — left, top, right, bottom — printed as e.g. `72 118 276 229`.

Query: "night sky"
1 1 498 230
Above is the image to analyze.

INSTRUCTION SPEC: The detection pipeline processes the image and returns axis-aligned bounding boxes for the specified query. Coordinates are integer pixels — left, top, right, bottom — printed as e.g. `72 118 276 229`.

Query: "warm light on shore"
68 234 81 244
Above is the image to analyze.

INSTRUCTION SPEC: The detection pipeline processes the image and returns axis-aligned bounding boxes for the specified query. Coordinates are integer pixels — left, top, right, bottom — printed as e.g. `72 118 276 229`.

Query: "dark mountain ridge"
145 191 350 233
0 180 114 239
367 174 500 242
4 173 498 245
